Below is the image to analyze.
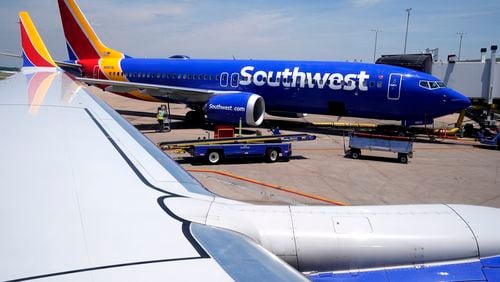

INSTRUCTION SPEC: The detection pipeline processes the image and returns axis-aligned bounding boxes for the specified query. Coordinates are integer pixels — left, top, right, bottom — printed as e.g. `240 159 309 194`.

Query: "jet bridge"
377 47 500 105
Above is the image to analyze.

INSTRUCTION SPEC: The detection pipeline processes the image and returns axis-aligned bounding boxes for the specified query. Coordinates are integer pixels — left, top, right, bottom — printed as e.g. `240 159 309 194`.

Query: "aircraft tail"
57 0 125 60
19 12 57 68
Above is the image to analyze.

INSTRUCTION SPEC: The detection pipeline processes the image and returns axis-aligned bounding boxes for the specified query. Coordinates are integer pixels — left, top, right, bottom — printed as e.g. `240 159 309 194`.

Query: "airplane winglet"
19 11 57 68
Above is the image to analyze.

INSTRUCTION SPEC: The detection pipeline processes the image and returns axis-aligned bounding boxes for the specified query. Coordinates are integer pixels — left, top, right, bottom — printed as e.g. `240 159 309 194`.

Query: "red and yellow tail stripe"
58 0 124 60
19 12 56 68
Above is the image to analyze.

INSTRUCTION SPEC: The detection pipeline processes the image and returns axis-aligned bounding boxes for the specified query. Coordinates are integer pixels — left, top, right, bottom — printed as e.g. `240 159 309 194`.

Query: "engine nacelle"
205 93 265 126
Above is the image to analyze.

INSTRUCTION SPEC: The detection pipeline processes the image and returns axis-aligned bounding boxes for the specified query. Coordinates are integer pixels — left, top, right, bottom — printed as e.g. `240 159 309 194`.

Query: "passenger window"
369 81 375 87
377 81 383 88
216 75 220 80
183 74 187 79
204 75 208 80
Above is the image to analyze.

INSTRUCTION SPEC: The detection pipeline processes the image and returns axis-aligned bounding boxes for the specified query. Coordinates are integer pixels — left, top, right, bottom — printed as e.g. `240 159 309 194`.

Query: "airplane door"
387 73 402 100
220 72 228 87
92 65 100 79
230 73 239 87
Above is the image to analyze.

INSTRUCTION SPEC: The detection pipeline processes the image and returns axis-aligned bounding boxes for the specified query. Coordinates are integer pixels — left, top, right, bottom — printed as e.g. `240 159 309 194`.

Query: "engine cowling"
205 93 265 126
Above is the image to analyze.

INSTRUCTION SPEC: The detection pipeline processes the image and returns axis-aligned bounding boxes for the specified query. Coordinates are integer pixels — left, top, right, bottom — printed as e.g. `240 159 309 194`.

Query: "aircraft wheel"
265 148 279 163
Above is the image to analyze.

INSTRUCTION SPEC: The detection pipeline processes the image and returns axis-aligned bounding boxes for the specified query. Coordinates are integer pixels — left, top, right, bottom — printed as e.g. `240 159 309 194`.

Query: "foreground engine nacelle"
205 93 265 126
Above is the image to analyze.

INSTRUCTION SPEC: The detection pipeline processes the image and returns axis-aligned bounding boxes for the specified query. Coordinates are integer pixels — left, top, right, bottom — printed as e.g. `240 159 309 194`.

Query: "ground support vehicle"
477 130 500 150
189 143 292 164
345 132 414 163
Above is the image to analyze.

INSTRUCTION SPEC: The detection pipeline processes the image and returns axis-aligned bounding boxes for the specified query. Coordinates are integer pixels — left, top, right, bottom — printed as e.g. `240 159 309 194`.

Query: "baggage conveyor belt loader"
159 134 316 164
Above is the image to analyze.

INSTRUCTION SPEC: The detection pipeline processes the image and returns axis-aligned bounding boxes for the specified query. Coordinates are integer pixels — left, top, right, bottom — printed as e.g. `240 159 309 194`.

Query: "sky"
1 0 499 67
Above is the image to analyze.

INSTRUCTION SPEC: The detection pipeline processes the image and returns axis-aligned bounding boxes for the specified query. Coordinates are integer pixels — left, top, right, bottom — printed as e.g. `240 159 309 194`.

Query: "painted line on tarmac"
187 169 348 206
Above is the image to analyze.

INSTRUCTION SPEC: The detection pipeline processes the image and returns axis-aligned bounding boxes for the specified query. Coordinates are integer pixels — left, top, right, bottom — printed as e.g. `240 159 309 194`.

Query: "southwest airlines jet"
57 0 470 127
3 10 500 282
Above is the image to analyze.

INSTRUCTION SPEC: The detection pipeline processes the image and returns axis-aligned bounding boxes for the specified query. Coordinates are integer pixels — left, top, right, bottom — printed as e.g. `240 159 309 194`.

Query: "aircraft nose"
447 89 471 111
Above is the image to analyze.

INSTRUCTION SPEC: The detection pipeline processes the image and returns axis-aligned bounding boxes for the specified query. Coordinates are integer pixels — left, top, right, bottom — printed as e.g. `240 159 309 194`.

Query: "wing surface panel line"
84 108 210 259
5 257 204 282
445 204 481 257
83 87 214 197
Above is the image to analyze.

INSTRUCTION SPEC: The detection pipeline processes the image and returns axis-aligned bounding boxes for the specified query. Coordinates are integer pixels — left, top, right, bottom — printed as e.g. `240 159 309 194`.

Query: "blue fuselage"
91 58 470 123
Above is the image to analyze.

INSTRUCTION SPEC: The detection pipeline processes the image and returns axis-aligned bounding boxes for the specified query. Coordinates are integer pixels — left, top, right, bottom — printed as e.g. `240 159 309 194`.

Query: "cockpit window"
429 81 439 89
437 81 446 88
419 81 429 88
419 80 446 90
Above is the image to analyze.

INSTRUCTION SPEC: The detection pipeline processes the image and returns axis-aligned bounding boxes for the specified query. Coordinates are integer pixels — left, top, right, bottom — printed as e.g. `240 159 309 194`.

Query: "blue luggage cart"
345 132 413 163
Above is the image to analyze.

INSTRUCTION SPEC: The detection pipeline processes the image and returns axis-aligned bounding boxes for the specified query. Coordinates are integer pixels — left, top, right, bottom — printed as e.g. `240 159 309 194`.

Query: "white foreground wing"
0 69 306 281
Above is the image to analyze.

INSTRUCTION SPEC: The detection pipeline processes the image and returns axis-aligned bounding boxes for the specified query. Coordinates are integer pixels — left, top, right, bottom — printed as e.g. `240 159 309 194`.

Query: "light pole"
371 29 381 62
457 32 466 60
403 8 412 54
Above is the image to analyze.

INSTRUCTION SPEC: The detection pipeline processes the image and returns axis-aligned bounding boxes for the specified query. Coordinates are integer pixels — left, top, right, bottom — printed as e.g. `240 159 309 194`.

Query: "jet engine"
205 93 265 126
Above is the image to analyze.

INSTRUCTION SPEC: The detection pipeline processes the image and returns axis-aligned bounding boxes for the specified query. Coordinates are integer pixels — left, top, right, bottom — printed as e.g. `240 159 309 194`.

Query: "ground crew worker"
157 106 165 132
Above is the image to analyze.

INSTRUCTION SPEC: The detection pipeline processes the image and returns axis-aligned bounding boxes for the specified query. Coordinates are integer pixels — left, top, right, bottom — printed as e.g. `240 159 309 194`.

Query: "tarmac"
87 88 500 208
